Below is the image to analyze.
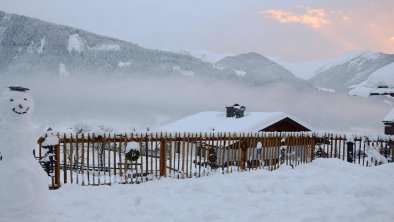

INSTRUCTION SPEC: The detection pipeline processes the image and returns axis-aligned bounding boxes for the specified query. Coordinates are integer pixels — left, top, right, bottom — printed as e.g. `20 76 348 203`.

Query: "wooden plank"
214 132 220 171
159 135 166 177
145 133 149 181
76 134 79 184
226 133 230 174
302 134 306 164
181 133 186 179
119 134 124 183
237 133 242 171
55 138 61 189
362 138 366 166
262 133 267 169
108 134 112 185
356 138 361 165
185 133 190 178
310 135 315 162
92 133 96 185
286 135 291 166
168 133 173 178
293 134 297 166
342 136 346 161
251 134 257 170
63 133 67 184
70 134 73 184
220 133 225 173
189 133 194 178
267 134 272 171
330 134 334 159
176 133 181 178
123 133 128 184
242 134 248 170
198 133 203 177
113 134 117 178
87 134 90 185
278 133 281 169
231 134 237 173
140 133 145 183
103 134 107 185
391 140 394 163
81 133 85 186
203 133 208 176
151 133 155 179
97 134 101 185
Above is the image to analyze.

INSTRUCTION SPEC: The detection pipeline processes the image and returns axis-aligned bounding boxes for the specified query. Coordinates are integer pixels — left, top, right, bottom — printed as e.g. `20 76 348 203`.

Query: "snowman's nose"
19 104 23 109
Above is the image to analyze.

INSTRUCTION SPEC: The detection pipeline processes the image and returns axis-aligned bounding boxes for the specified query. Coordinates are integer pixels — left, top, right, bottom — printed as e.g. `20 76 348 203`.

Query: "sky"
1 0 394 61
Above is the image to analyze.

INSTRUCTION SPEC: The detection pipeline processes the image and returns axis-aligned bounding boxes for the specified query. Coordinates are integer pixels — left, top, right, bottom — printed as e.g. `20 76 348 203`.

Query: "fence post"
55 143 61 189
160 138 167 177
240 140 247 170
310 135 316 161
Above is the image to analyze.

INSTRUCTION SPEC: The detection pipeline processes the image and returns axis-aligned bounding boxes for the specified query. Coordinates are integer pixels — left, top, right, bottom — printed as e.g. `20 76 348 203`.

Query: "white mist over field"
0 75 390 133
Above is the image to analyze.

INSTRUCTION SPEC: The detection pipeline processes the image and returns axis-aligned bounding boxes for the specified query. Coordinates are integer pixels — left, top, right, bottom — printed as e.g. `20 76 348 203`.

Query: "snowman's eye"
10 99 13 102
24 98 27 101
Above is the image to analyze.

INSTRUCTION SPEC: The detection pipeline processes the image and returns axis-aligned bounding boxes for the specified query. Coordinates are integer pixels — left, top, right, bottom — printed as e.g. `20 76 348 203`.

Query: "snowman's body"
0 88 49 215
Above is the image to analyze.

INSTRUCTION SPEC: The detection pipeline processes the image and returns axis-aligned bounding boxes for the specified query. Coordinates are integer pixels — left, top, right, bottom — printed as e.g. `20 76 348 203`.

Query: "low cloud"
0 74 389 134
260 7 330 28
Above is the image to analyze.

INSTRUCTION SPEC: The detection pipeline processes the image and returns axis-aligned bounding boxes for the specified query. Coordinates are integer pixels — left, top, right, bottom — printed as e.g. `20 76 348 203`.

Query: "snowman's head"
0 88 34 122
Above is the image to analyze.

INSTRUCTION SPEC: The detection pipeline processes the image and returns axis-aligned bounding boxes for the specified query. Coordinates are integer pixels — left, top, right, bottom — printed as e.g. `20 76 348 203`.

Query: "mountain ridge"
0 10 310 89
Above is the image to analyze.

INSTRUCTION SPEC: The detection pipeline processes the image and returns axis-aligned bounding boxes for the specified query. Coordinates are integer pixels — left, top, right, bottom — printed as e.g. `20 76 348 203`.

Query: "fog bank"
0 75 391 133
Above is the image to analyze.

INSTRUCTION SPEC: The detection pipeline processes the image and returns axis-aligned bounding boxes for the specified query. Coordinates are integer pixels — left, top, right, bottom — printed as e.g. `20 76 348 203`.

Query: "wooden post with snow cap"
159 135 167 177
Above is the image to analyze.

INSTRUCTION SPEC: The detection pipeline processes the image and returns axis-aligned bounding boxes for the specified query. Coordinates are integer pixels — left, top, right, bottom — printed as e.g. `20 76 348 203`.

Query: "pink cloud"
260 7 330 28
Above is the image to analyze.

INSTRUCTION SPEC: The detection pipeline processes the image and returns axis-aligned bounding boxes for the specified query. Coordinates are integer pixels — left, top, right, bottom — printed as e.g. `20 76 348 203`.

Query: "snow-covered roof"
383 108 394 122
366 63 394 88
159 111 313 133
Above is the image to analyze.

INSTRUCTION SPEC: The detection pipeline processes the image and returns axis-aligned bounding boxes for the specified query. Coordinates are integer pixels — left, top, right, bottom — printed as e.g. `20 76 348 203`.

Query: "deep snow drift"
4 159 393 222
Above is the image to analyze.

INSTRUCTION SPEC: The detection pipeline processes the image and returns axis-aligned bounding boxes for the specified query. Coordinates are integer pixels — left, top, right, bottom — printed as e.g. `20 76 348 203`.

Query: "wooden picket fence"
36 132 394 189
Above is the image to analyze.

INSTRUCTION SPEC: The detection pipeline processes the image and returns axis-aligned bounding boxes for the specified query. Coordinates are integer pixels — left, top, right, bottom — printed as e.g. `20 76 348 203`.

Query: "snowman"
0 86 49 217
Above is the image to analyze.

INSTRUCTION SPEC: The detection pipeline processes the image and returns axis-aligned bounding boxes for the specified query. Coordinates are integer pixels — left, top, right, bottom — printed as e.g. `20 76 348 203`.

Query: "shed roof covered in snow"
383 108 394 122
159 111 313 133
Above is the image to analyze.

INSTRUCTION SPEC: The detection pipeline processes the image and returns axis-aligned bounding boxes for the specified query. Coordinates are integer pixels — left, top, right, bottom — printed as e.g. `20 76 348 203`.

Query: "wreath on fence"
126 149 141 162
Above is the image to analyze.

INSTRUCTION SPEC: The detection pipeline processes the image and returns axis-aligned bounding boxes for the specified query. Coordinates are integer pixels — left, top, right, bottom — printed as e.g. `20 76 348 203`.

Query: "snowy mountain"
215 52 309 87
161 48 233 64
308 51 394 91
0 10 310 89
0 11 231 79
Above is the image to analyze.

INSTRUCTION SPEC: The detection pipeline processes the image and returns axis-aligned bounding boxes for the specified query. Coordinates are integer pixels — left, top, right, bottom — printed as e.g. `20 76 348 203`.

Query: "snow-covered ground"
5 159 394 222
